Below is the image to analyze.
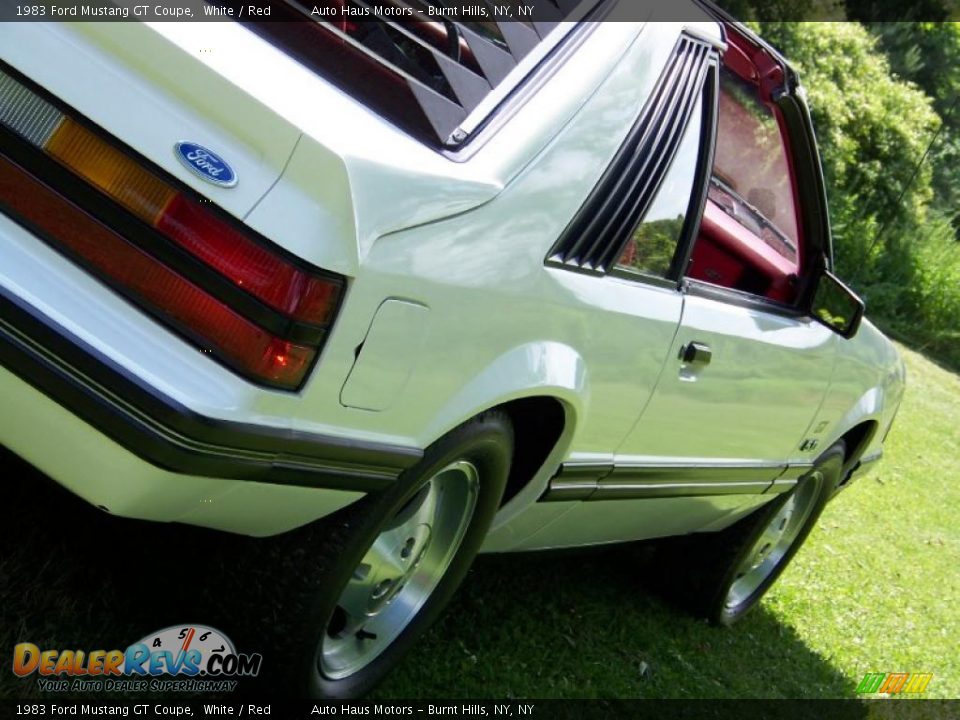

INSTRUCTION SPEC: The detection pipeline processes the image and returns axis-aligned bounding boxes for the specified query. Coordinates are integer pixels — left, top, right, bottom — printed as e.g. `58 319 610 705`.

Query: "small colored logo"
13 625 260 693
174 142 237 187
856 672 933 695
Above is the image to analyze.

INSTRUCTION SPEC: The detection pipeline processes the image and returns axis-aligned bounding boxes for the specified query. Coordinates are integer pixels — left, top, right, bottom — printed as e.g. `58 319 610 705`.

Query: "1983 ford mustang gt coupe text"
0 0 904 697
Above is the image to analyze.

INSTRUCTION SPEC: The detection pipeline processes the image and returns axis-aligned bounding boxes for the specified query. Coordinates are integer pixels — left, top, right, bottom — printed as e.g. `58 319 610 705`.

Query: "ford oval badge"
174 142 237 188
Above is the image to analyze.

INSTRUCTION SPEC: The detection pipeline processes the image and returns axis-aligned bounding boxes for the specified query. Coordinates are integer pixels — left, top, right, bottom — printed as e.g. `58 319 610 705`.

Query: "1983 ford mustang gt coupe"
0 0 904 697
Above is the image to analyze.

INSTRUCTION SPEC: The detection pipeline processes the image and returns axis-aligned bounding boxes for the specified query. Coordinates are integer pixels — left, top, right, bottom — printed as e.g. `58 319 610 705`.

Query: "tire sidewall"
715 442 845 625
304 414 513 698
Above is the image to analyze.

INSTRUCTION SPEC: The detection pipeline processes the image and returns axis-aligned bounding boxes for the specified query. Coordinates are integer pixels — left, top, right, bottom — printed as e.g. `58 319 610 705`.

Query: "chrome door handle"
681 341 712 366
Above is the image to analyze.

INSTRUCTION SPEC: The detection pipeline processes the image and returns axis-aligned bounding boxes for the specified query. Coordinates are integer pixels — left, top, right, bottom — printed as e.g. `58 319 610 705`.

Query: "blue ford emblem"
174 142 237 188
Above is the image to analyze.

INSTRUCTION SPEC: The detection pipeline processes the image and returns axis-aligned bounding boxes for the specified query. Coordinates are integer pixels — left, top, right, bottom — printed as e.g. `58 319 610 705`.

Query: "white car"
0 1 904 698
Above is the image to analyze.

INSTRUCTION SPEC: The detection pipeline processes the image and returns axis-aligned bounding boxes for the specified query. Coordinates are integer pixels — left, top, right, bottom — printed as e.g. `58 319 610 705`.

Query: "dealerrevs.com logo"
13 625 261 693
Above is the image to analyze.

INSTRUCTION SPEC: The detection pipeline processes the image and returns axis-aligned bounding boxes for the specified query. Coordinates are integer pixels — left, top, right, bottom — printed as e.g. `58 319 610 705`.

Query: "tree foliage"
862 22 960 236
757 22 960 367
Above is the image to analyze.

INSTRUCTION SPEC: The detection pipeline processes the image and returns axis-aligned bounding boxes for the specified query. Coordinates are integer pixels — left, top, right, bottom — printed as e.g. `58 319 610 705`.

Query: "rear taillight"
0 66 343 390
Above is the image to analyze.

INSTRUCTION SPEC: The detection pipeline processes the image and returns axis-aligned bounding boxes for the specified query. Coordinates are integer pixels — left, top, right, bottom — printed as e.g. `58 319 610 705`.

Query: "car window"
686 65 803 305
712 68 799 262
616 99 704 277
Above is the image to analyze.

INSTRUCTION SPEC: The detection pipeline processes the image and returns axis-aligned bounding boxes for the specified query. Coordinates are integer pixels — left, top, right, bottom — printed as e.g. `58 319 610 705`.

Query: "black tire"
241 410 512 698
656 441 845 626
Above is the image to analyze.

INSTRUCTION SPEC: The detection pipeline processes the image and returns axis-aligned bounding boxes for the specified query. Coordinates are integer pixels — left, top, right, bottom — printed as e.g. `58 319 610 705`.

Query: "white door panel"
618 292 837 463
551 273 683 455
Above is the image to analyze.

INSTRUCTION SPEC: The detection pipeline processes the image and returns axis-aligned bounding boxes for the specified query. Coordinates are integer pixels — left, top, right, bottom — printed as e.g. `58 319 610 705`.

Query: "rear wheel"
319 459 481 681
249 411 512 698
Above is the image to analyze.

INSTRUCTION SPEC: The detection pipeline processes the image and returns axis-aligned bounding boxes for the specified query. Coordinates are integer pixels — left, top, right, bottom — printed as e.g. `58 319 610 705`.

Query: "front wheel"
657 441 845 625
253 411 513 698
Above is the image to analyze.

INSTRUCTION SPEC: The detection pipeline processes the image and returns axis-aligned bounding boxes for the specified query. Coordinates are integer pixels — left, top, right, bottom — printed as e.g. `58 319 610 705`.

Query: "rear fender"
421 341 585 506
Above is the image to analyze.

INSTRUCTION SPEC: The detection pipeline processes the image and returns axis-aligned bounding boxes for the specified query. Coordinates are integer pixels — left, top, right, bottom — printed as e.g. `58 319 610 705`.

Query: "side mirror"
811 271 865 338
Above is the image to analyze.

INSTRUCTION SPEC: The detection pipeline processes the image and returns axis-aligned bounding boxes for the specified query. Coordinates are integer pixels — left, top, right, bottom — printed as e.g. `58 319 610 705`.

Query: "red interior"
687 27 802 304
695 201 798 303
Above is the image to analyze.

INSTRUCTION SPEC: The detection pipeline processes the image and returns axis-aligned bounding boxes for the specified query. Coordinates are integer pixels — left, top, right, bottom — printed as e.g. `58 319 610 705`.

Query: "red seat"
689 200 798 303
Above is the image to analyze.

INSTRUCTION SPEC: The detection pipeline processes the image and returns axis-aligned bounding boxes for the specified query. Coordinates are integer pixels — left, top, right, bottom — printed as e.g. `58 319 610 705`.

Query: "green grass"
1 344 957 699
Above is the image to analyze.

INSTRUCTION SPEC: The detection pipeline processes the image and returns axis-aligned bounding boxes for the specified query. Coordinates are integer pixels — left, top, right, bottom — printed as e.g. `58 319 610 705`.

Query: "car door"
540 32 735 504
612 25 837 495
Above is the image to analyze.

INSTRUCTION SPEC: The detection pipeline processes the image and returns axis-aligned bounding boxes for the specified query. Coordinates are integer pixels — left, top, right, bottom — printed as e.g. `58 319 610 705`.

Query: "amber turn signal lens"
45 118 176 225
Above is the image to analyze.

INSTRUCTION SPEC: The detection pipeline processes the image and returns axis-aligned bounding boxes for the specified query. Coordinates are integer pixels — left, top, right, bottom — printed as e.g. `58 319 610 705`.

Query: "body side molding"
543 460 814 501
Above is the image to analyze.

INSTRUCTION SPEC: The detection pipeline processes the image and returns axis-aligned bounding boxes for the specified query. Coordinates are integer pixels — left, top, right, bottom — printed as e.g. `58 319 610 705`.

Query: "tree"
860 22 960 238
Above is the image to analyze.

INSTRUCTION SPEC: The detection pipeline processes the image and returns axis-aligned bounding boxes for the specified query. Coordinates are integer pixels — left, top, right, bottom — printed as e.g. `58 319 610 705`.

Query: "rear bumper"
0 288 421 535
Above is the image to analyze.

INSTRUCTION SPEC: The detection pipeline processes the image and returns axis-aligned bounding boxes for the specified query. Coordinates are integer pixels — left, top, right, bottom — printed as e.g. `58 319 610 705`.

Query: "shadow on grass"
378 550 860 699
0 447 858 701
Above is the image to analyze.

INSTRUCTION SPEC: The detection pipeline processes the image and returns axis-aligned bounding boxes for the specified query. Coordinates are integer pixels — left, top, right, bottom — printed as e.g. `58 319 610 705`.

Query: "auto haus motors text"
310 706 534 716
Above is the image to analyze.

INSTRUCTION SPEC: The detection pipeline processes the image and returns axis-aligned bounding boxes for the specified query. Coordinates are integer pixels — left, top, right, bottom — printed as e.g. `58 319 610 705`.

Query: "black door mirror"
812 271 865 338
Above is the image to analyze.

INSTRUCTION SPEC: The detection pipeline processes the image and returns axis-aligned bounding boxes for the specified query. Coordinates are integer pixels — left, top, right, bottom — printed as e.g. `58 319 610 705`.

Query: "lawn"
1 343 957 699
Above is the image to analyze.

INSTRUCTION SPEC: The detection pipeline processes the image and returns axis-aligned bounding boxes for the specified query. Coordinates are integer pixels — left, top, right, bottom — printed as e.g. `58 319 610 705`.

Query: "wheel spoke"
366 534 409 580
335 575 376 628
352 562 372 582
412 480 439 526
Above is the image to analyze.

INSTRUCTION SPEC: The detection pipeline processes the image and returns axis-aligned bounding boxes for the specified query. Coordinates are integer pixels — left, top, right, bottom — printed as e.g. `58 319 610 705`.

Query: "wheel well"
498 396 566 506
839 421 878 468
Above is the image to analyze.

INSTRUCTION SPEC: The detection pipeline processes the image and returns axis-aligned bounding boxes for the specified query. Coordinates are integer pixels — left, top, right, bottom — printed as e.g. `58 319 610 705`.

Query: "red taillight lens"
0 66 343 390
156 195 340 325
0 155 317 389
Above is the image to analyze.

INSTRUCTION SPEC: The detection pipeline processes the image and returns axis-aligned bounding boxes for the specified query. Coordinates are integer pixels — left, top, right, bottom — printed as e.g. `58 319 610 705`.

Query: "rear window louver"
548 35 714 274
221 0 602 147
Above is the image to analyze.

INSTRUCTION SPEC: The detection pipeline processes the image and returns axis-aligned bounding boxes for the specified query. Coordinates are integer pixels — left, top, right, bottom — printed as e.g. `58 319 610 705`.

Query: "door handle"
681 341 712 366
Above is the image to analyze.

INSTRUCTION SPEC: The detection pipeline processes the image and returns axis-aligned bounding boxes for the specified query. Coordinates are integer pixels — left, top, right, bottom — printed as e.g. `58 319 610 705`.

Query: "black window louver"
224 0 603 147
548 35 714 274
